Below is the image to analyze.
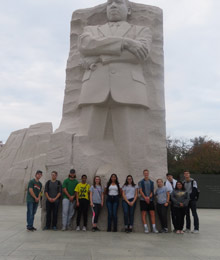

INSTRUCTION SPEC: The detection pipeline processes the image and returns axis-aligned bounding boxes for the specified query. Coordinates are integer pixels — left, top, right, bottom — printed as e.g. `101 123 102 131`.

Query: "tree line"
167 136 220 178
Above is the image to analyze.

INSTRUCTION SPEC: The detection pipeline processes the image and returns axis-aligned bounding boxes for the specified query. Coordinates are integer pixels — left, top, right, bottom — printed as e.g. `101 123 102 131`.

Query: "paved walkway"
0 206 219 260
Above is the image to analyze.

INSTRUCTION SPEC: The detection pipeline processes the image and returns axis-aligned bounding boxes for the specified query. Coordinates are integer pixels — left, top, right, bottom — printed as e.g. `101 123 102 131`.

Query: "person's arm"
131 187 138 205
29 187 39 203
78 26 123 57
122 189 130 205
171 191 178 205
75 191 79 207
101 190 104 207
90 189 93 207
164 191 170 207
139 188 150 204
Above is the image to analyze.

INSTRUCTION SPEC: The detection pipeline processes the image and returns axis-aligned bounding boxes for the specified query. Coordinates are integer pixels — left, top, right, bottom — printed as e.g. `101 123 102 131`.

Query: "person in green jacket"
62 169 78 231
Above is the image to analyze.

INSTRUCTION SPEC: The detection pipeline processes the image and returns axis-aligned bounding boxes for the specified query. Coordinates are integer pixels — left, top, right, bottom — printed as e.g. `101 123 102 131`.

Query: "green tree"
167 136 220 176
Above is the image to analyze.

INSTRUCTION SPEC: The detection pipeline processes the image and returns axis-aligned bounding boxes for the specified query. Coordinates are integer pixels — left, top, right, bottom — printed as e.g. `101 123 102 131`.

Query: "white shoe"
192 229 199 234
152 227 159 233
76 226 80 231
184 229 190 233
144 227 149 233
82 226 86 231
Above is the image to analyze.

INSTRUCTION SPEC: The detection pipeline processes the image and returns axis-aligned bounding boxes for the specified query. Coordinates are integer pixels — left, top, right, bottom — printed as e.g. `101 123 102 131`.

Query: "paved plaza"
0 206 219 260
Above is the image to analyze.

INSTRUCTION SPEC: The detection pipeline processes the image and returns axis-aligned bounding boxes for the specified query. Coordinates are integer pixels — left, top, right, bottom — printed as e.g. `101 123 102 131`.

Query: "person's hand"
76 201 79 207
164 202 169 207
69 196 74 202
90 202 94 207
35 197 39 203
145 197 150 204
101 202 104 207
80 56 100 70
123 38 148 61
179 203 184 207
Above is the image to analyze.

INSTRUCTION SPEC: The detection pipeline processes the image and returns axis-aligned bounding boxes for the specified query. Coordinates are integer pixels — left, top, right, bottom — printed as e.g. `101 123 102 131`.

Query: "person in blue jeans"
105 174 121 232
122 175 138 232
26 170 43 231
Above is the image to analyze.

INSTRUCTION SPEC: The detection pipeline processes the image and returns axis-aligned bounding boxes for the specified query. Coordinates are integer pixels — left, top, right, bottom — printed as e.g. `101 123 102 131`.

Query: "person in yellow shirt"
75 175 90 231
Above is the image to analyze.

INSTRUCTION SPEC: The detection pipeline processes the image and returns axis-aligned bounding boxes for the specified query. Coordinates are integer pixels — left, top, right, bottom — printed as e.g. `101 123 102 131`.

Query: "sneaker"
176 230 181 234
192 229 199 234
52 226 57 231
76 226 80 231
164 228 168 233
43 226 50 231
144 227 149 233
184 229 190 233
82 226 86 231
152 227 159 233
180 230 184 234
27 227 34 232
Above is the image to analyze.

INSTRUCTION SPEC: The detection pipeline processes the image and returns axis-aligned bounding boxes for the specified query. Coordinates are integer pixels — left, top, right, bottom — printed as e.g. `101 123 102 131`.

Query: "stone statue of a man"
73 0 166 179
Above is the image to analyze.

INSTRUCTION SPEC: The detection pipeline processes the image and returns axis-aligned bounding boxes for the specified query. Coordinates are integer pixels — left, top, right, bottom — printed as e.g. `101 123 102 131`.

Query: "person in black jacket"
44 171 62 230
171 181 189 234
183 171 200 234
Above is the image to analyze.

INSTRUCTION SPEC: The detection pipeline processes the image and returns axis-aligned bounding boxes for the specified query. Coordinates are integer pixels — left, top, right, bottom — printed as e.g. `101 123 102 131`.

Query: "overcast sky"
0 0 220 143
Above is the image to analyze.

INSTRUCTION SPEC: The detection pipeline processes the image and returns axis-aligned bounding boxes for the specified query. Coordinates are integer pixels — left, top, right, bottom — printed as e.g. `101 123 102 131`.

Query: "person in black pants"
171 181 189 234
44 171 62 230
183 171 199 233
75 175 90 231
155 179 170 233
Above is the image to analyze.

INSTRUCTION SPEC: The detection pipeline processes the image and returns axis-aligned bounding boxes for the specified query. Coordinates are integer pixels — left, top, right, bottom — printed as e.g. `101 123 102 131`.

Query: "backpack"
190 180 200 201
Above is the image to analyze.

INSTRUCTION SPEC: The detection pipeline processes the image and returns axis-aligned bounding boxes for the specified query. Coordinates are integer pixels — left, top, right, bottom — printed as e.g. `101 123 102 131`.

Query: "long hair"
106 173 120 194
93 176 101 188
175 181 185 191
123 175 135 187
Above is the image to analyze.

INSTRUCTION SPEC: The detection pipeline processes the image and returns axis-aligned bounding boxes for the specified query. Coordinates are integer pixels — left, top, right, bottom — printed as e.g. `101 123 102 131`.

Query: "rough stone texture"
0 123 52 204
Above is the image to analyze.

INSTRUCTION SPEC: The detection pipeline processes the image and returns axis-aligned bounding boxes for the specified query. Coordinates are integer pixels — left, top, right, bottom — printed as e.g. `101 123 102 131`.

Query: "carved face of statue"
107 0 131 22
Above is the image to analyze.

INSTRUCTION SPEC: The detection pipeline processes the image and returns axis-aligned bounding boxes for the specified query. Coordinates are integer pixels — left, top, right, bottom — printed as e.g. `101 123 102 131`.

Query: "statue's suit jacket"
78 21 152 108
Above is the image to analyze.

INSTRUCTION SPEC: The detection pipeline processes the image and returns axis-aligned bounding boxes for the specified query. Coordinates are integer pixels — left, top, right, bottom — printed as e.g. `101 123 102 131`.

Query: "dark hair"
143 169 149 174
93 176 101 188
51 171 58 175
166 173 173 177
70 169 75 174
81 174 87 179
175 181 185 191
123 175 135 187
106 173 120 194
35 170 42 175
156 178 163 183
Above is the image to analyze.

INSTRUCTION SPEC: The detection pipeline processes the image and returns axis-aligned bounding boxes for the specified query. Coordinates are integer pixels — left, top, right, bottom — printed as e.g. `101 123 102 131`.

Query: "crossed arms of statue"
78 25 152 70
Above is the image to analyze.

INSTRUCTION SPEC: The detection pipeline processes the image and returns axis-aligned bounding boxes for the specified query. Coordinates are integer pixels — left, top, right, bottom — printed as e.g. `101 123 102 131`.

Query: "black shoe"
92 227 96 232
27 227 34 232
95 227 101 231
32 227 37 231
43 226 50 231
129 228 132 233
125 228 129 233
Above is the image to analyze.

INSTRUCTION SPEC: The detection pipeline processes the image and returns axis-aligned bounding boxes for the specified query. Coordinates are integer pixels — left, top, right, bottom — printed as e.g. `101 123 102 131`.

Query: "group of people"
26 169 199 234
